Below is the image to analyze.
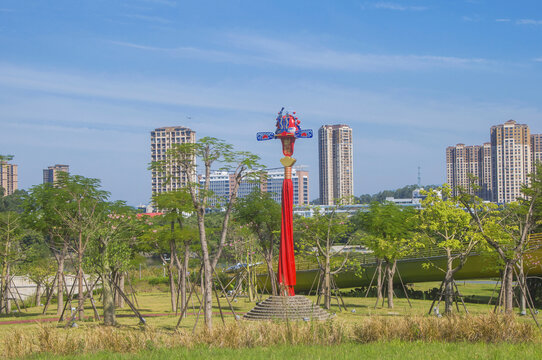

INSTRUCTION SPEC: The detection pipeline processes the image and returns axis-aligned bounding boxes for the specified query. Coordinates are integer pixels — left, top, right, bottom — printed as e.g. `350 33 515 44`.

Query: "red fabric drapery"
277 178 296 296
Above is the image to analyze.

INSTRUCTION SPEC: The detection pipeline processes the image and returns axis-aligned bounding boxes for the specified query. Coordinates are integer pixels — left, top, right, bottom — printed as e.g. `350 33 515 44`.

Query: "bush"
352 314 537 343
147 277 169 286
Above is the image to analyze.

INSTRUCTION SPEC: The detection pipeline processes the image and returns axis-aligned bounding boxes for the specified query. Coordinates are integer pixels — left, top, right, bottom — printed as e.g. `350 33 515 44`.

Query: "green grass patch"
26 342 542 360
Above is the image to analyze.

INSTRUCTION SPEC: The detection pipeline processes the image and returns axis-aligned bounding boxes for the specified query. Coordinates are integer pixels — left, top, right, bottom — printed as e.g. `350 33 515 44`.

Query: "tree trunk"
247 251 254 302
386 260 396 309
444 253 454 315
264 253 278 296
78 232 84 321
35 283 42 307
168 263 177 312
180 247 190 318
5 265 11 314
56 244 67 316
0 257 7 314
198 217 213 328
519 258 526 315
102 274 116 325
324 254 331 310
376 259 383 305
1 237 9 314
444 276 453 315
503 261 514 313
117 273 125 308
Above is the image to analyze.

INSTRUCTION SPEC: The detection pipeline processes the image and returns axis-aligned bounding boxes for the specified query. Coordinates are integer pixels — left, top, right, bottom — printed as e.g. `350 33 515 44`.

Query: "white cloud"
109 41 248 64
372 2 428 11
516 19 542 25
495 18 511 22
140 0 176 6
2 63 541 202
123 14 171 24
110 35 489 72
462 15 481 22
535 58 542 62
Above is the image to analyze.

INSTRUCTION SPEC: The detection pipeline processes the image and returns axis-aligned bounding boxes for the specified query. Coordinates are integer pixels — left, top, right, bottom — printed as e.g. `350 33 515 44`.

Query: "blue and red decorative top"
257 107 313 141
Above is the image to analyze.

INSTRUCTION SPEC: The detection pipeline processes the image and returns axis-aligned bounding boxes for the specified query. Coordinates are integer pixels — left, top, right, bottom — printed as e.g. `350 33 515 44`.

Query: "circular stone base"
243 295 330 321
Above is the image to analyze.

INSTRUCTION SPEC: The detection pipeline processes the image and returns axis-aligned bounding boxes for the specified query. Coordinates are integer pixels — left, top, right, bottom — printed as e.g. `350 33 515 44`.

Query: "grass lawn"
0 280 540 358
26 342 542 360
0 279 535 331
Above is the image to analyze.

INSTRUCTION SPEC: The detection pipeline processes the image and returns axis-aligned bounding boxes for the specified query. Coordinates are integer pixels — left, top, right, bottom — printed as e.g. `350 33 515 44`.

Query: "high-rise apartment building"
491 120 532 203
318 125 353 205
447 120 540 203
0 161 18 196
150 126 196 194
532 134 542 168
43 164 69 184
480 142 493 200
446 143 492 200
202 168 310 207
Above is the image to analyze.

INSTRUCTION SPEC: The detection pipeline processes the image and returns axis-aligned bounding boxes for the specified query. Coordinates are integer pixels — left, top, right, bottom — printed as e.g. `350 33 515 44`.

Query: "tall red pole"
277 136 297 296
256 109 312 297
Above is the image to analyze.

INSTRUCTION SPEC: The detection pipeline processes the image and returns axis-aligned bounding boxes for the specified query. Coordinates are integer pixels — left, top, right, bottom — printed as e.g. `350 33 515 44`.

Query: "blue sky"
1 0 541 205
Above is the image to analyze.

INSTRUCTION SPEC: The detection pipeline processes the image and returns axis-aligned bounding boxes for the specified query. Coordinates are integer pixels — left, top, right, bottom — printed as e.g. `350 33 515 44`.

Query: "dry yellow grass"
1 314 539 359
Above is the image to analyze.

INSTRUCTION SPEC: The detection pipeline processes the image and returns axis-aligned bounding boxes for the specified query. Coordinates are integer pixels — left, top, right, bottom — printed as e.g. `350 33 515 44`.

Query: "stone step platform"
244 295 330 321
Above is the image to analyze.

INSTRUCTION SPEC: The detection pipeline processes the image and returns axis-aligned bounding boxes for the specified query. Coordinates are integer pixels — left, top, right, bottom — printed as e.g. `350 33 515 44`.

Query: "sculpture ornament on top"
257 107 314 161
256 108 313 296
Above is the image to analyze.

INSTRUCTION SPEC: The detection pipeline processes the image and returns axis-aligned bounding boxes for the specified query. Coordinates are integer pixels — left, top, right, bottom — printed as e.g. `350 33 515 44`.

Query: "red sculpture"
257 108 313 296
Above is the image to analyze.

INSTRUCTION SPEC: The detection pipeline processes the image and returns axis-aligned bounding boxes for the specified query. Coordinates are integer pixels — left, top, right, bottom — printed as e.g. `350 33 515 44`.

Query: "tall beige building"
318 124 353 205
43 164 69 184
447 120 541 203
480 142 493 200
491 120 532 203
150 126 196 194
0 161 18 196
446 143 492 199
532 133 542 168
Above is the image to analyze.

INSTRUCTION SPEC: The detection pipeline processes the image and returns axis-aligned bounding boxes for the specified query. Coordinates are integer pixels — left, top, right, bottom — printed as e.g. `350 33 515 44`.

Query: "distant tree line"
356 184 441 204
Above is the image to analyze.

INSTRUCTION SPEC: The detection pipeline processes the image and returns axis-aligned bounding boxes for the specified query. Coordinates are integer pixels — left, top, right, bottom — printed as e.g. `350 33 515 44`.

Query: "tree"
0 190 27 212
224 223 260 301
54 173 109 321
86 201 139 325
352 202 418 308
458 165 542 313
148 189 196 315
0 211 24 313
21 242 56 307
296 203 358 309
24 183 71 315
418 185 478 314
356 184 440 204
151 137 261 328
234 189 280 295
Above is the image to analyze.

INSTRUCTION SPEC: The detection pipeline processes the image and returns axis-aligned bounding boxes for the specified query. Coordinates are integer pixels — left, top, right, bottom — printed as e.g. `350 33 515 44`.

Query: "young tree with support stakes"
458 165 542 313
233 189 280 295
296 201 359 310
418 185 478 314
0 211 25 313
21 242 56 307
144 189 197 315
223 224 260 301
85 201 140 325
352 202 418 309
53 173 109 321
151 137 262 329
23 183 72 315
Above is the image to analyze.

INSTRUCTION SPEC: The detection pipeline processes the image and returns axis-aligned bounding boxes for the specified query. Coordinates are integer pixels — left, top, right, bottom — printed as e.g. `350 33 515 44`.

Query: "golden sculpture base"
280 156 297 167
